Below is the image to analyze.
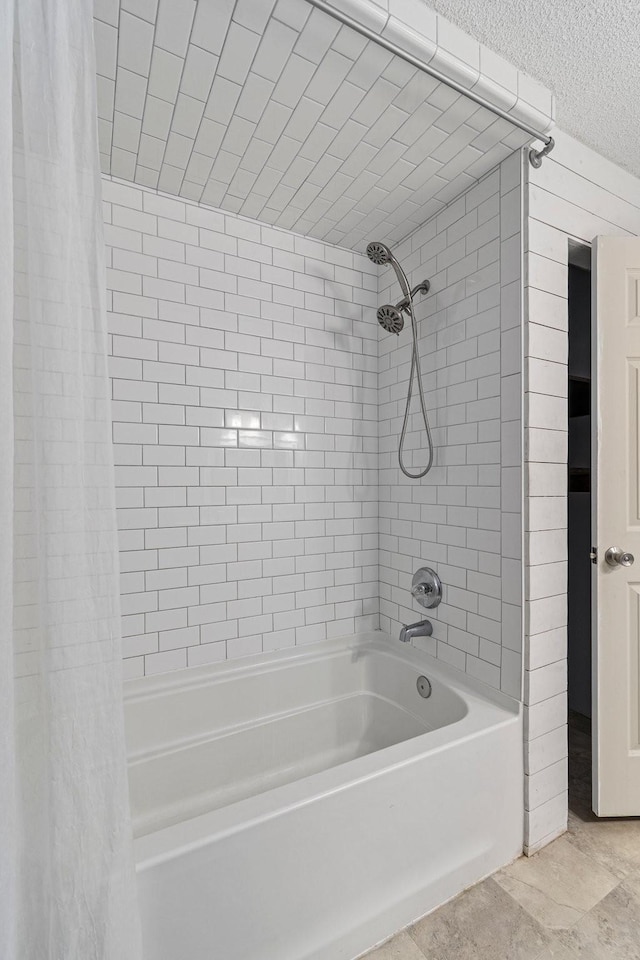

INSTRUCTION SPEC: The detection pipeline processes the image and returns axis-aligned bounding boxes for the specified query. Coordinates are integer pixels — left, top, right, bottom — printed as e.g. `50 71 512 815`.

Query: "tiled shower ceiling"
94 0 533 249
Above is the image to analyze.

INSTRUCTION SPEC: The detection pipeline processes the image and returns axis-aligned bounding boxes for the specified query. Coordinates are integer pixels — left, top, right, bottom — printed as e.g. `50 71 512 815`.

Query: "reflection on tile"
364 930 426 960
238 429 272 448
274 431 304 449
408 878 551 960
225 411 260 429
554 873 640 959
204 427 238 447
494 837 618 929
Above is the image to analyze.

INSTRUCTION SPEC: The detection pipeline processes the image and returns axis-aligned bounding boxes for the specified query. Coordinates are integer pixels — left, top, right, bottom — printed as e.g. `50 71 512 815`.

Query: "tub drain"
416 675 432 699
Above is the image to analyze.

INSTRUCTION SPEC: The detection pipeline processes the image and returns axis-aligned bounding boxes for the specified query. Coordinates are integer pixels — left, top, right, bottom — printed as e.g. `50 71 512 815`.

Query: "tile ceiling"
94 0 533 249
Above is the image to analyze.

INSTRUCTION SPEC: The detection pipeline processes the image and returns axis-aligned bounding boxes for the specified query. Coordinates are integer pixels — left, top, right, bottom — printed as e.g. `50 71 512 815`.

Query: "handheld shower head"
366 238 412 308
366 241 393 266
377 303 404 335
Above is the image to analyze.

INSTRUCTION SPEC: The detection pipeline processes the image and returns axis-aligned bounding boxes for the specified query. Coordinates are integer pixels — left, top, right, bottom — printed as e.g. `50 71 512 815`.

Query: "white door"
593 235 640 816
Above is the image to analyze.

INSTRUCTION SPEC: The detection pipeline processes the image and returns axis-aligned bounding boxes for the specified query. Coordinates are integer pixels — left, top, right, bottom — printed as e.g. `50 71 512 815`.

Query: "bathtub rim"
124 630 519 712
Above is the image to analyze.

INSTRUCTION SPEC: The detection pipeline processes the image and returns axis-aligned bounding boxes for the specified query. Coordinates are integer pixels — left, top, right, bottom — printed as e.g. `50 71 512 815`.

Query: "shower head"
367 237 430 339
366 241 393 266
366 239 411 306
377 303 404 335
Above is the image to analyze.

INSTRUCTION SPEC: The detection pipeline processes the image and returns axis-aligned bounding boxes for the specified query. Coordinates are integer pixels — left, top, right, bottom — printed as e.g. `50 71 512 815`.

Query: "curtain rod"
305 0 555 167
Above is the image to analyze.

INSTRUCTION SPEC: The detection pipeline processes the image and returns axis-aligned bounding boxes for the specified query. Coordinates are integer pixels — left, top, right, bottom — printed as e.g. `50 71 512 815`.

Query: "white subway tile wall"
524 131 640 854
104 157 523 687
377 153 522 695
103 175 379 677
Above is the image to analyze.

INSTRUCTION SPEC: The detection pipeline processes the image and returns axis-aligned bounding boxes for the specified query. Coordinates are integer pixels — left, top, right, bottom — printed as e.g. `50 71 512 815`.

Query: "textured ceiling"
94 0 533 249
425 0 640 178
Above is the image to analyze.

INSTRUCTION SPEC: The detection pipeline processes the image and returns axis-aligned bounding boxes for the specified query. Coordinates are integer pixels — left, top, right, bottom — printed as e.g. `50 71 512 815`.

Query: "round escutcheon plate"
411 566 442 609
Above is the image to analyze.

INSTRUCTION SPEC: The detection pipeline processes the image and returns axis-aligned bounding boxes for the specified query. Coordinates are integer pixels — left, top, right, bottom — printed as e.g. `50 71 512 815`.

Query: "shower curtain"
0 1 141 957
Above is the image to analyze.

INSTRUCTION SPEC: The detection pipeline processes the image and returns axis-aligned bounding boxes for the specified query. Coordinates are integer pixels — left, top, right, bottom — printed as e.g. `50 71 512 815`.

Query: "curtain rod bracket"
529 137 555 168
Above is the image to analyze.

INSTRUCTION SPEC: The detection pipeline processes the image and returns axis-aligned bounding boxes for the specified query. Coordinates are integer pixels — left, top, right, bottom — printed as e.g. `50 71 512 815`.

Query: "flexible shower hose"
397 292 434 479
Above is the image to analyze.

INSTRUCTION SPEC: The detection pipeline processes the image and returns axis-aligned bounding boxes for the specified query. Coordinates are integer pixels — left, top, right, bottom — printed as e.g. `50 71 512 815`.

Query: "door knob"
605 546 635 567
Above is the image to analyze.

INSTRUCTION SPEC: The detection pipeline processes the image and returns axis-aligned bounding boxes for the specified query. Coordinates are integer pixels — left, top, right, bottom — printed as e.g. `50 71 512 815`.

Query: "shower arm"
396 282 431 313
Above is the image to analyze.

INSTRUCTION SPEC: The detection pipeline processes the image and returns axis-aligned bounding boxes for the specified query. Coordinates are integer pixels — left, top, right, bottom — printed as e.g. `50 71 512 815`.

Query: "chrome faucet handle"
411 567 442 609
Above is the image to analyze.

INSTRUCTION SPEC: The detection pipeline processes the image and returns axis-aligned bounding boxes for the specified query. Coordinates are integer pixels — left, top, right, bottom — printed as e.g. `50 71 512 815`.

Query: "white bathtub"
125 632 523 960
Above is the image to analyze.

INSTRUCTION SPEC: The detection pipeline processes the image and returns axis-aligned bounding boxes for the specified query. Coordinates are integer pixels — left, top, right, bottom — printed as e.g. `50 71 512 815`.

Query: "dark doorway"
567 241 592 815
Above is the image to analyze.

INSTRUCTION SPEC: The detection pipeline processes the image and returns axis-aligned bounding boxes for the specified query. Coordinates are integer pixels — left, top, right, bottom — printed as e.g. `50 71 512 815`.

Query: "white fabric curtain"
0 1 141 957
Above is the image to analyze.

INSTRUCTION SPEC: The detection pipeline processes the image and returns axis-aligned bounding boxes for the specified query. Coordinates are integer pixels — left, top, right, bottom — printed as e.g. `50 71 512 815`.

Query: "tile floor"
363 718 640 960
